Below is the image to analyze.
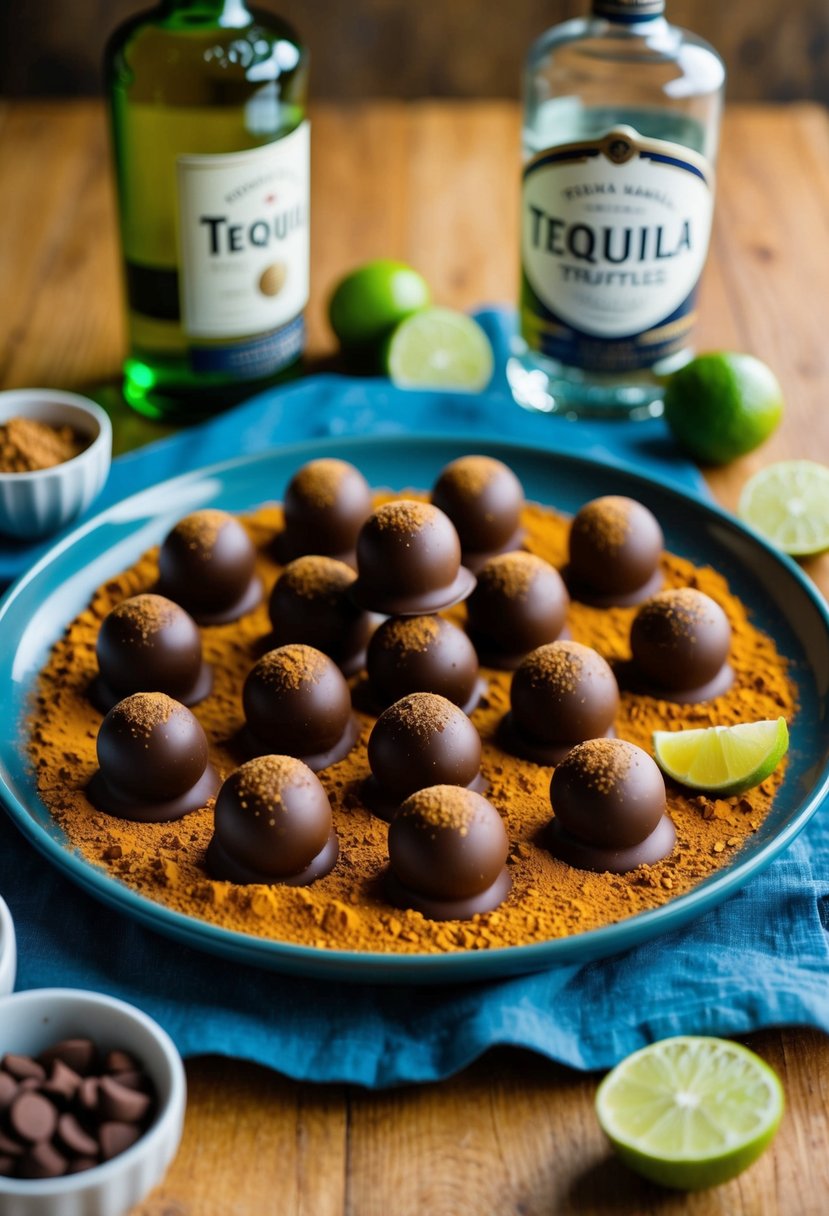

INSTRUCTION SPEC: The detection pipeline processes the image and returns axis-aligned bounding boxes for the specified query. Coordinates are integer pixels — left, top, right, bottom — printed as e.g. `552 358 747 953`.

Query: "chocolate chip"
10 1091 58 1144
98 1076 151 1124
57 1112 99 1158
0 1072 17 1110
99 1121 141 1160
2 1054 45 1083
108 1069 150 1092
42 1059 82 1105
66 1155 99 1174
104 1049 139 1074
19 1141 67 1179
77 1077 99 1114
39 1039 96 1077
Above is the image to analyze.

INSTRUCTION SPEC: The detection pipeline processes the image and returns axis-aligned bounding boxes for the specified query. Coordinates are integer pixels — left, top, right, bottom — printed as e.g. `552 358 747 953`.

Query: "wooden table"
1 100 828 1215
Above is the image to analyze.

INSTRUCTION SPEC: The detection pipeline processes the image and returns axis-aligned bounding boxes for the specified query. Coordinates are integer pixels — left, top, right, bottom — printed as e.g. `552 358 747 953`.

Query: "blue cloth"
1 310 828 1086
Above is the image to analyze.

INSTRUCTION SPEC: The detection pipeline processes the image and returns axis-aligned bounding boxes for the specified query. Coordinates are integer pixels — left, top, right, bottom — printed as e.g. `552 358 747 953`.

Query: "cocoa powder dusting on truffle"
522 642 585 695
565 739 634 795
400 785 480 834
258 644 329 690
173 509 228 554
373 500 434 535
281 556 353 599
291 459 349 508
478 552 546 599
576 497 632 552
234 756 311 810
378 616 442 655
445 456 501 497
111 692 178 738
24 496 797 954
111 594 179 640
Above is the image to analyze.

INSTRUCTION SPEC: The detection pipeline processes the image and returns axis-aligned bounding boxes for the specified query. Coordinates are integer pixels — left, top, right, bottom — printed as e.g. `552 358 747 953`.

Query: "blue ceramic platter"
0 434 827 984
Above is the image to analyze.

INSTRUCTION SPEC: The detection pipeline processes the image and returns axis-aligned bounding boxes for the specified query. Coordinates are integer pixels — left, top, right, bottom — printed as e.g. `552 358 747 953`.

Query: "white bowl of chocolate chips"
0 988 185 1215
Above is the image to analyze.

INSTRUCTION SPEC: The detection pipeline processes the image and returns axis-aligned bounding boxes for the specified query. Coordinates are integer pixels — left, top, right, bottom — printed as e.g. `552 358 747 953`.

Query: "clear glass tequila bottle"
106 0 309 420
509 0 725 420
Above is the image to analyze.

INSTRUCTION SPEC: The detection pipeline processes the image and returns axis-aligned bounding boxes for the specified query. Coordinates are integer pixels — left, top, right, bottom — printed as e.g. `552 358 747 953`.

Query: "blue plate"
1 435 828 984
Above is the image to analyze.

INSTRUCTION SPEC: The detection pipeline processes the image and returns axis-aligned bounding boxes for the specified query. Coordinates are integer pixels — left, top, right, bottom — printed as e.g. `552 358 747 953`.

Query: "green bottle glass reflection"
105 0 309 420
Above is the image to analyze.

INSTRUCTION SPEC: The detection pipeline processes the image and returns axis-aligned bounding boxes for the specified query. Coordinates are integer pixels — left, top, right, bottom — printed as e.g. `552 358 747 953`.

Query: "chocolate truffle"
431 455 525 571
92 594 213 711
207 755 338 885
278 458 373 564
242 644 358 771
352 500 475 616
365 692 485 820
501 640 619 765
545 738 676 873
386 786 511 920
567 496 663 606
630 588 733 702
465 551 569 668
366 615 484 713
157 509 262 625
87 693 219 822
268 556 372 676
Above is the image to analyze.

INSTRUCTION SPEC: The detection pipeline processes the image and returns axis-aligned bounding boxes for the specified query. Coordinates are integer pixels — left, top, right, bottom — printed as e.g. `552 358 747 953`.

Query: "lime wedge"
596 1036 784 1190
738 460 829 556
385 308 494 393
652 718 788 795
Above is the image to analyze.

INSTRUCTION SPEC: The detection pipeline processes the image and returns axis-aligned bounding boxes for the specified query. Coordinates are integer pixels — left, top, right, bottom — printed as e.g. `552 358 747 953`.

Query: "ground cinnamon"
0 417 86 473
25 496 796 955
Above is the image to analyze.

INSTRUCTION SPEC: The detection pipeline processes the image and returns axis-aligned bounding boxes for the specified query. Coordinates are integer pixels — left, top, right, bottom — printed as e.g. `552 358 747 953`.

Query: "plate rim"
1 431 828 982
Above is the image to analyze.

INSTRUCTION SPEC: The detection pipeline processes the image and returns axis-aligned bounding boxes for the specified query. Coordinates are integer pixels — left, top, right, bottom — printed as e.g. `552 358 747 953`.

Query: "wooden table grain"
1 100 828 1215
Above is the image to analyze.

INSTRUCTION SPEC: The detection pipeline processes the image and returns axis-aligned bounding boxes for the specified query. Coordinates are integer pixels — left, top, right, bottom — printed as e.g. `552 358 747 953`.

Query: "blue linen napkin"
1 309 828 1086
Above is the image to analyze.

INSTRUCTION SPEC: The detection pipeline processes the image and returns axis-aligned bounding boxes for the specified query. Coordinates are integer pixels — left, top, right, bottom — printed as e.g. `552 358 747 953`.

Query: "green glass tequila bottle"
509 0 725 420
106 0 309 420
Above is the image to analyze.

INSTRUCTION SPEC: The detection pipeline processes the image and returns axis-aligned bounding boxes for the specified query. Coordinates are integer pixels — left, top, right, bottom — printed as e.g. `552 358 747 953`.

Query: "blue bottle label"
520 126 713 372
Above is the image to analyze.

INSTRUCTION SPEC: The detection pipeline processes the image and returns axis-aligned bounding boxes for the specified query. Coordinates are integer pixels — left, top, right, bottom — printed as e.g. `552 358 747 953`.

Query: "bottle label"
176 123 310 351
520 126 714 372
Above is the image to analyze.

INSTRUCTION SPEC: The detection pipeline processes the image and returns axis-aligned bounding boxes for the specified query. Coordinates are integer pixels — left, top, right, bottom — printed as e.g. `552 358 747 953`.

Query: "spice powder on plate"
25 497 796 955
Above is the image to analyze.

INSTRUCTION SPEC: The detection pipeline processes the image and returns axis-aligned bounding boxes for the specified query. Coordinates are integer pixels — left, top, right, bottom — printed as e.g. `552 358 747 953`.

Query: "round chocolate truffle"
87 692 219 822
546 738 676 873
242 644 358 771
268 556 372 676
567 496 663 606
207 755 338 886
366 615 483 713
279 458 373 563
365 692 484 820
502 640 619 764
431 455 525 571
353 500 475 616
630 588 733 702
93 594 213 711
157 509 262 625
465 551 569 668
386 785 511 920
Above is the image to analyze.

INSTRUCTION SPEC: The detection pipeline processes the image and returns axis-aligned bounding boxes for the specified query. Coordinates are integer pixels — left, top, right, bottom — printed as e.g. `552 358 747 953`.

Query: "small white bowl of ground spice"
0 389 112 540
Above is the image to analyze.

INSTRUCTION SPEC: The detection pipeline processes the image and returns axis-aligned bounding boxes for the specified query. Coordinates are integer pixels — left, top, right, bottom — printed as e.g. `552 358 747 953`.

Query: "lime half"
738 460 829 557
596 1036 784 1191
328 260 431 350
652 718 788 795
385 308 494 393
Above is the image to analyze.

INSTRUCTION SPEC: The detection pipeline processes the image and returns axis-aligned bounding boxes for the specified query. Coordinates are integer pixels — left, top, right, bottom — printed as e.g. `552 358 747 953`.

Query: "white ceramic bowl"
0 988 186 1216
0 390 112 540
0 894 17 995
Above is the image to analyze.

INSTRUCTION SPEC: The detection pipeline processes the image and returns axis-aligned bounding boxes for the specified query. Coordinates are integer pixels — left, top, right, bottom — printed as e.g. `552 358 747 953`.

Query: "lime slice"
652 718 788 795
328 260 431 350
596 1036 784 1190
385 308 494 393
663 352 784 466
738 460 829 557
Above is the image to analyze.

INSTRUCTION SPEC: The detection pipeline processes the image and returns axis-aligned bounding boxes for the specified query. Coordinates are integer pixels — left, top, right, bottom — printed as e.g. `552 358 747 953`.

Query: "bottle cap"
592 0 664 20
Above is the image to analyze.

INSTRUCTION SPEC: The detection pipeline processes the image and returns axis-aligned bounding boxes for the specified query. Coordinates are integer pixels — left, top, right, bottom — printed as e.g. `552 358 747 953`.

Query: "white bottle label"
176 122 310 340
521 126 713 370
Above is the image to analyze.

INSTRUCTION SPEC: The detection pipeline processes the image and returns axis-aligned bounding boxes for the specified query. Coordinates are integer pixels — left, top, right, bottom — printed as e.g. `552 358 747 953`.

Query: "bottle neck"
591 0 665 22
159 0 252 26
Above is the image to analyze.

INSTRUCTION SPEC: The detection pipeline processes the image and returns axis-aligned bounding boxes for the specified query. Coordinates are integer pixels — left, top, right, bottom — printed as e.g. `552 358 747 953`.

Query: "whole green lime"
328 260 431 350
663 352 784 466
